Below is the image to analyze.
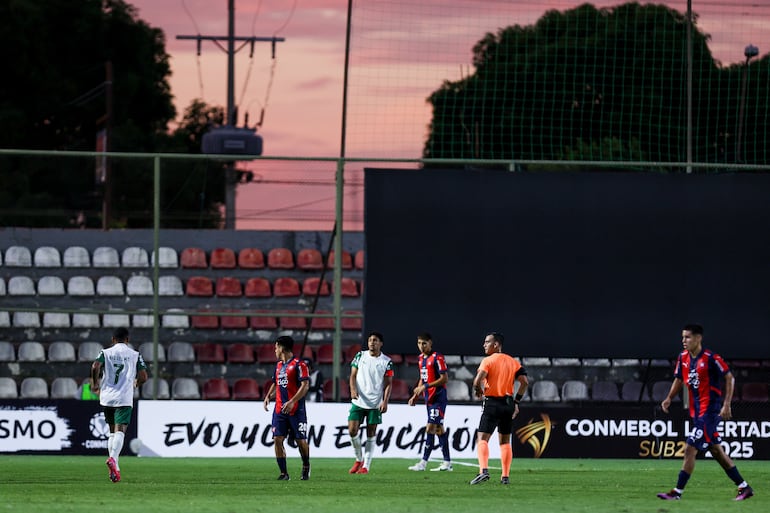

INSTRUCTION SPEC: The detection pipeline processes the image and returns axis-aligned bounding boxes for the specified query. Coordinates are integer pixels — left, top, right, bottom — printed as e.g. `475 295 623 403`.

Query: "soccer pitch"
0 456 765 512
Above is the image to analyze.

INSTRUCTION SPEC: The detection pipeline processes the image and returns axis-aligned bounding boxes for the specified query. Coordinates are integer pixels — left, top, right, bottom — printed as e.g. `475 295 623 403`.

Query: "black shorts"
478 396 515 435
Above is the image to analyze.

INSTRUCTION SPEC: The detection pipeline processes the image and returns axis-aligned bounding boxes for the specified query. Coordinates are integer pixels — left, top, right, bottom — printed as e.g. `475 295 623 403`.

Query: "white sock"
110 431 125 468
108 433 115 456
350 433 363 461
364 436 375 469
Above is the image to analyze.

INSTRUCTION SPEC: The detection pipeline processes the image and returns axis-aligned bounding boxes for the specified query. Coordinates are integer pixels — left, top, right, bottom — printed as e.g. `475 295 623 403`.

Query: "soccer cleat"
106 457 120 483
408 461 427 471
657 490 681 500
349 461 363 474
277 473 290 481
301 465 310 481
469 472 490 485
356 466 369 474
735 486 754 501
430 461 453 472
501 477 510 485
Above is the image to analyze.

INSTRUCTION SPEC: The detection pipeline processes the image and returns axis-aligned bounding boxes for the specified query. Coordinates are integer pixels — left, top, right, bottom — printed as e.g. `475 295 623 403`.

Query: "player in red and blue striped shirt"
263 335 311 481
407 332 452 472
657 324 753 501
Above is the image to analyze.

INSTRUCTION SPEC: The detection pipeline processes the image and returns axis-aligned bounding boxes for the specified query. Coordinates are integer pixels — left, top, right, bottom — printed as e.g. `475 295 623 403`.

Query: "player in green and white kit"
347 331 394 474
91 327 148 483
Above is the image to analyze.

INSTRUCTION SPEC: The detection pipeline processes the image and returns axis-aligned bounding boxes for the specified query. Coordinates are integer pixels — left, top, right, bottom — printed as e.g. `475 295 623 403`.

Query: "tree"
424 2 770 170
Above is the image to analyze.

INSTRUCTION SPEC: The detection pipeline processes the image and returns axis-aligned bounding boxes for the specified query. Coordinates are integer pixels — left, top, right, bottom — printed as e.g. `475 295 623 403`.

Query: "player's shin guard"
477 439 490 471
111 431 125 464
438 432 450 461
350 433 363 461
500 443 512 477
422 434 435 461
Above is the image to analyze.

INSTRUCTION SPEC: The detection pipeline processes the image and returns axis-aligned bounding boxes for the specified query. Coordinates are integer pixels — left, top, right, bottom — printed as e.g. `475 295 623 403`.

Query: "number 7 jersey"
96 344 147 407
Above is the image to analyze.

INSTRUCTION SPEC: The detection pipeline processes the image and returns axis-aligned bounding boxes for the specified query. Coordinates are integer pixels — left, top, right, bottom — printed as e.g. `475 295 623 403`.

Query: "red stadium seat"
296 248 324 271
197 343 225 363
267 248 294 270
202 378 230 400
279 312 307 330
316 343 339 364
220 310 248 329
335 277 359 297
302 277 330 296
341 310 362 331
389 353 404 364
310 311 335 330
227 343 255 364
262 378 275 398
255 344 277 363
180 247 207 269
344 344 361 363
210 247 236 269
186 276 214 297
215 277 242 297
741 382 769 402
238 248 265 269
390 379 412 401
274 277 300 297
354 250 364 270
244 277 272 297
327 250 353 270
404 353 419 365
232 378 261 400
250 312 278 329
322 378 350 400
191 311 219 329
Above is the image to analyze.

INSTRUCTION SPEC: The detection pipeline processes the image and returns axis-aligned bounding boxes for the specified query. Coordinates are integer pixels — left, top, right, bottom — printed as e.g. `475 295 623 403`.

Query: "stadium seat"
741 382 769 402
390 378 412 401
612 359 641 367
172 378 200 399
159 275 184 296
310 311 335 330
162 308 189 328
126 275 153 296
316 344 338 364
620 381 650 402
582 358 611 367
302 277 330 296
78 342 104 362
273 277 300 297
296 248 324 271
180 247 208 268
38 275 65 295
279 312 307 330
131 309 152 328
8 276 35 295
48 341 76 362
4 246 32 267
13 311 40 328
138 342 166 363
92 246 120 268
326 250 353 270
168 341 195 362
18 341 46 361
562 380 589 401
341 311 362 331
142 378 171 399
446 380 471 401
186 276 214 296
151 247 179 268
592 381 622 401
551 358 581 366
299 344 315 361
232 378 261 400
0 278 5 296
0 341 15 362
220 310 248 329
122 247 149 268
72 311 99 328
191 311 219 329
522 357 552 366
731 359 761 369
96 276 125 296
0 311 9 328
343 345 361 363
33 246 61 267
202 378 230 400
531 380 560 402
67 276 95 296
63 246 90 267
322 378 350 401
215 277 242 297
227 343 255 364
250 312 278 330
103 310 130 328
43 313 70 329
244 277 272 297
335 277 359 297
267 247 294 269
238 248 265 269
255 344 277 363
20 377 49 398
354 249 364 270
210 247 236 269
0 377 19 399
651 381 679 402
50 377 78 399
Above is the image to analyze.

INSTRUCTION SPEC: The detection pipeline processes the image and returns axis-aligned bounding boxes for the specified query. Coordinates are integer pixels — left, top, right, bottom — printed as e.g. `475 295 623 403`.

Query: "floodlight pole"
736 44 759 164
177 0 284 229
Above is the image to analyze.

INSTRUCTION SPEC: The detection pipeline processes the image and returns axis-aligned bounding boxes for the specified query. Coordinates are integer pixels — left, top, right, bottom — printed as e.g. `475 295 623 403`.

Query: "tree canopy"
424 2 770 169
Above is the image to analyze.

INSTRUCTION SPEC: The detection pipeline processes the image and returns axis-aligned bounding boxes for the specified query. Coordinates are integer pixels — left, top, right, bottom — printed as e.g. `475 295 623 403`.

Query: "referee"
469 332 528 485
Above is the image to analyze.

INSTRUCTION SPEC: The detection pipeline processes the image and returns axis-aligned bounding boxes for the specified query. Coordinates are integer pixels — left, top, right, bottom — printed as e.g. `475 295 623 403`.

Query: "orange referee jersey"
478 352 522 397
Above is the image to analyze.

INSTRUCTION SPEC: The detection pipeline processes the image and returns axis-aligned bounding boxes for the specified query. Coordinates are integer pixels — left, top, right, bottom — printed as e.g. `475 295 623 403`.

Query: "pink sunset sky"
128 0 770 230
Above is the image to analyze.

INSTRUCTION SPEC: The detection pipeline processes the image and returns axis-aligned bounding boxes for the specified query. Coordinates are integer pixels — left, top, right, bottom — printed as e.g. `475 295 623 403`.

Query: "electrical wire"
181 0 205 99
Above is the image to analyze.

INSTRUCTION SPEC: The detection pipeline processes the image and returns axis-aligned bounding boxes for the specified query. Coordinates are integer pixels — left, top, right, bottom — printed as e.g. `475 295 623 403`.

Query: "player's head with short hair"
488 331 505 346
417 332 432 342
683 323 703 336
275 335 295 352
367 331 384 343
112 327 130 343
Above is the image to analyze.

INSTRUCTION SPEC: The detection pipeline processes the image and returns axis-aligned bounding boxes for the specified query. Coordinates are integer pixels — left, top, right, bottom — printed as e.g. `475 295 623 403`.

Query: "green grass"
0 456 765 512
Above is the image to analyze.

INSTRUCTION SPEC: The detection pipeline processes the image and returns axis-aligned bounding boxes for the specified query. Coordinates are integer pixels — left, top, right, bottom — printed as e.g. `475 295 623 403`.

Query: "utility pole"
177 0 284 229
97 61 113 230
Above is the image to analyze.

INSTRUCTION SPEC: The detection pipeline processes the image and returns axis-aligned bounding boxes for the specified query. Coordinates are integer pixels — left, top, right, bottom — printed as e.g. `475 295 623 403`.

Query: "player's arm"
90 361 102 394
380 374 393 413
472 369 488 399
349 367 359 400
720 372 735 420
281 380 309 414
135 368 149 389
263 382 276 411
660 377 683 413
513 373 529 417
